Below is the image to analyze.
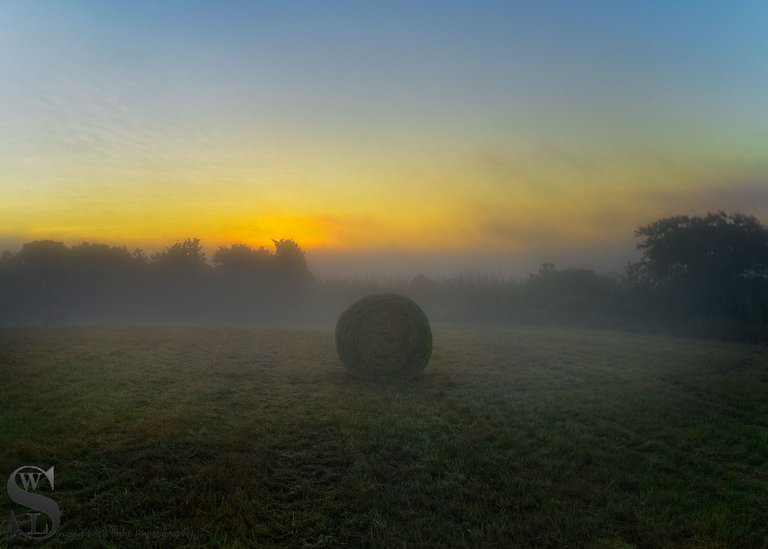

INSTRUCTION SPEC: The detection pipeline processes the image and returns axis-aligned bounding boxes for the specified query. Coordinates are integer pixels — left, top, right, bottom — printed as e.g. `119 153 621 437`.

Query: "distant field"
1 326 767 547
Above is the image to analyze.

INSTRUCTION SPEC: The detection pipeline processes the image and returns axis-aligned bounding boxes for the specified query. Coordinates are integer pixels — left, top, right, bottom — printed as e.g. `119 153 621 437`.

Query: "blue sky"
1 1 767 275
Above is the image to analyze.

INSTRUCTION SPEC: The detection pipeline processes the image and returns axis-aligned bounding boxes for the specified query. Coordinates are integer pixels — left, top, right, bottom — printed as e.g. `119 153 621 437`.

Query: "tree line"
1 211 767 341
0 238 314 325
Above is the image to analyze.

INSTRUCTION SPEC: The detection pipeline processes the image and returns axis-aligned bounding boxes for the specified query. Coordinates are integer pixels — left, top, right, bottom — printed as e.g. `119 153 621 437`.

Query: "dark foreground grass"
0 325 767 548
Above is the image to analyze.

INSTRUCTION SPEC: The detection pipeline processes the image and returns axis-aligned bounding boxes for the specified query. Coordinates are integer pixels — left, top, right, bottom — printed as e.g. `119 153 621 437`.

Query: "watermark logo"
7 466 60 540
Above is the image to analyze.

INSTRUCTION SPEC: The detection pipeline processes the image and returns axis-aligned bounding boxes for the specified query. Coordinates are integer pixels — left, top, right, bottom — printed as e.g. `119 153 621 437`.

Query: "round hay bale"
335 293 432 381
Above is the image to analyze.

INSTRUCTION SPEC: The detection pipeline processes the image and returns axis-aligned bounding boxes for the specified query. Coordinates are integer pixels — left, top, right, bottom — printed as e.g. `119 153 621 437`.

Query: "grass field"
1 325 767 548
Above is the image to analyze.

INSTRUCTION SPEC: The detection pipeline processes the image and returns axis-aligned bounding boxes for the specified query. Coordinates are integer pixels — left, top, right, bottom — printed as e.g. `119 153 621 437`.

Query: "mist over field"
2 210 768 345
2 1 768 546
308 244 638 279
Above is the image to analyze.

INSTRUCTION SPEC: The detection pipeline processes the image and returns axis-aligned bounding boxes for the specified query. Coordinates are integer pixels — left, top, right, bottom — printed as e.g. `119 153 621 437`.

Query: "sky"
1 1 767 276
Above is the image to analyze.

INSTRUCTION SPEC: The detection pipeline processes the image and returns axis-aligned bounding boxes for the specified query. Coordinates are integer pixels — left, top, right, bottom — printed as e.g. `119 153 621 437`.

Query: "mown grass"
0 325 767 548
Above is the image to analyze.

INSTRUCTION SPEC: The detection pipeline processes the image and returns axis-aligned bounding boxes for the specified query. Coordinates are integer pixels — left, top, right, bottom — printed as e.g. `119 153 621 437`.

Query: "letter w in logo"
17 472 45 491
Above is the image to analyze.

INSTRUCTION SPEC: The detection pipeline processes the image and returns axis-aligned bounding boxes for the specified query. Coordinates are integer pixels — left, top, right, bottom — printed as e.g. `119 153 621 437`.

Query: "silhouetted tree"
152 238 207 273
11 241 73 322
628 211 768 321
527 263 617 315
209 243 277 319
16 240 70 274
410 274 439 294
272 238 312 283
70 243 135 276
0 224 764 338
212 244 273 277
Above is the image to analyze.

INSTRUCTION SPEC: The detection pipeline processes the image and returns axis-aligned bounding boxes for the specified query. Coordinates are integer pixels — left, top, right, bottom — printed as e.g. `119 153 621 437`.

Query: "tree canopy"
629 211 768 318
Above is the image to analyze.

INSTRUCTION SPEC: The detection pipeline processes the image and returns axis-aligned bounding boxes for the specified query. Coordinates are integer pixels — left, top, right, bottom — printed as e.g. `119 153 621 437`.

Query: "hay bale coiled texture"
335 293 432 380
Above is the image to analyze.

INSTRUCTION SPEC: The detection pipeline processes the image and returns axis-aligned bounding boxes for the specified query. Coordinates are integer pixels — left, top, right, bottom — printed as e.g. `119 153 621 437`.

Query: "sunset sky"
1 1 767 275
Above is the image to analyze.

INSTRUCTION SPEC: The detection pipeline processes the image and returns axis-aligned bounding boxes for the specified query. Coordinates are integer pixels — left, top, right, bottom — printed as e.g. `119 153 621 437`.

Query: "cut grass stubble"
0 325 766 547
